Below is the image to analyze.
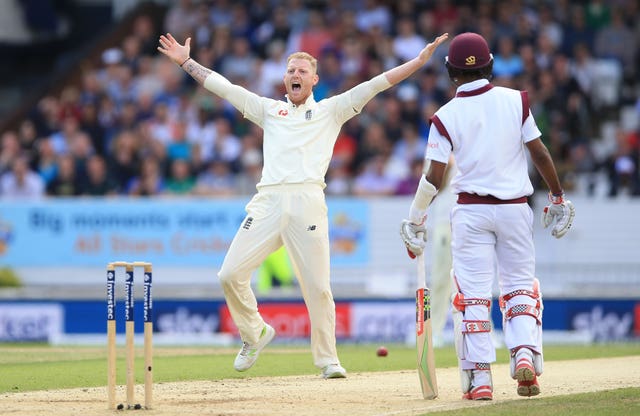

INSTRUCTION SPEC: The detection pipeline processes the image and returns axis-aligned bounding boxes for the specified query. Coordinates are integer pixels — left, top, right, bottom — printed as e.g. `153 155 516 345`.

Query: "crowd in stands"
1 0 639 199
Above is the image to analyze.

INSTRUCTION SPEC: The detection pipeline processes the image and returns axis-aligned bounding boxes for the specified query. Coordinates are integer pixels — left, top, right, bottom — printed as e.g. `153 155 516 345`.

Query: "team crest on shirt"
278 109 288 116
305 110 313 120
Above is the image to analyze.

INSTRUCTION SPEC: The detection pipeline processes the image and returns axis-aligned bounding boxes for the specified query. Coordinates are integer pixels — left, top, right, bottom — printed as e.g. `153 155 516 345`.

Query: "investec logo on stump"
107 271 116 321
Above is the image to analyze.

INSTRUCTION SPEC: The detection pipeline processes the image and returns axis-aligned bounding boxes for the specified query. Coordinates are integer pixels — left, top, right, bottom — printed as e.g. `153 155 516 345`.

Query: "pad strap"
453 292 491 312
475 362 491 370
462 320 492 333
501 289 538 303
504 304 541 324
499 285 541 312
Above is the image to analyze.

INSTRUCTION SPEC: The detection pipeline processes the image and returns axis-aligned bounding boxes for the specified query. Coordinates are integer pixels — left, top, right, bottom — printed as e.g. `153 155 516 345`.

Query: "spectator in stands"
81 154 118 196
165 158 196 195
562 4 595 55
256 40 288 98
355 0 392 35
0 154 45 199
352 154 397 196
605 128 640 197
594 7 636 82
220 36 258 82
108 130 139 193
48 116 83 156
393 16 426 62
4 0 640 200
130 14 158 56
391 123 427 169
34 138 58 186
212 117 242 171
252 6 291 58
163 0 198 43
353 120 390 169
166 119 193 163
395 157 424 196
127 155 164 196
0 130 21 176
492 35 524 80
17 120 39 163
234 148 263 195
193 158 236 196
79 102 107 156
326 159 353 196
289 9 335 60
47 154 81 196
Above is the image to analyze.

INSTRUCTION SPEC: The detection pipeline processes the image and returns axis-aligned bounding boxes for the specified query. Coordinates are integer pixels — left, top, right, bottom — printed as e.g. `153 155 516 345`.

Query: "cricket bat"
416 252 438 399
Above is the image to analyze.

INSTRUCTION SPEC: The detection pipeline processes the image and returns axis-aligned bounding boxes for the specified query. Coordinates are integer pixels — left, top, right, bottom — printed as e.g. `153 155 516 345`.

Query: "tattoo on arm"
183 60 212 85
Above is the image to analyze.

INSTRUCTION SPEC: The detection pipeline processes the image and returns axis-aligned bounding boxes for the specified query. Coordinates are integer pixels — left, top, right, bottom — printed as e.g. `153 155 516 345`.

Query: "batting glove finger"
551 200 575 238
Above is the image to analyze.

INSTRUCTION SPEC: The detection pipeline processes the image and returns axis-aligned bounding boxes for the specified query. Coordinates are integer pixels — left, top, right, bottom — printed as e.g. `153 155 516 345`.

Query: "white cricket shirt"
425 79 542 200
204 72 391 189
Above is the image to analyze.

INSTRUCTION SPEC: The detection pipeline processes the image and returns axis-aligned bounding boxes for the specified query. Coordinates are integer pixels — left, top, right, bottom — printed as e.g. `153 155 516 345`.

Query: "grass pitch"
0 342 638 415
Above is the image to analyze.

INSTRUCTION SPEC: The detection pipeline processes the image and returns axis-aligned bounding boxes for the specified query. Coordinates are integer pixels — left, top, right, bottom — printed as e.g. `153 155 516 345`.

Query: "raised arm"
157 33 264 123
157 34 212 84
384 33 449 86
334 33 449 124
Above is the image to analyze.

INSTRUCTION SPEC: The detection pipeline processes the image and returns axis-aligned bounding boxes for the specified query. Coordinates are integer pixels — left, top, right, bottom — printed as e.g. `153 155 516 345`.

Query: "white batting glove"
542 192 575 238
400 218 427 258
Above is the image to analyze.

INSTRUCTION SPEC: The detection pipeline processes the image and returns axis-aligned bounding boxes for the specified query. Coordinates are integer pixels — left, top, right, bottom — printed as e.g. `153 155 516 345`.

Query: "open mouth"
292 83 301 92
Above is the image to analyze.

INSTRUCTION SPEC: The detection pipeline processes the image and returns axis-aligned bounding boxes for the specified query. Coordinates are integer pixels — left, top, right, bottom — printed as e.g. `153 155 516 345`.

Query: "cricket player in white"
401 33 575 399
158 32 449 378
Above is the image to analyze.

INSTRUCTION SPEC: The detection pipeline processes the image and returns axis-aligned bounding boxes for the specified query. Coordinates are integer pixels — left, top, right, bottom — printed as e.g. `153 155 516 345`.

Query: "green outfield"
1 342 639 415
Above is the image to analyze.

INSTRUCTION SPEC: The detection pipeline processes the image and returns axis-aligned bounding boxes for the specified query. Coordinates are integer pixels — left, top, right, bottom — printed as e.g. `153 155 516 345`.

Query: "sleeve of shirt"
332 74 392 124
203 72 266 127
425 125 451 164
521 110 542 143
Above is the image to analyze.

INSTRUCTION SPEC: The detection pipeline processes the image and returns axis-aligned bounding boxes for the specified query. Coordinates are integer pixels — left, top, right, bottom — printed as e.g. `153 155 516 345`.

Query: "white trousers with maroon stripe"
451 201 542 366
218 183 340 369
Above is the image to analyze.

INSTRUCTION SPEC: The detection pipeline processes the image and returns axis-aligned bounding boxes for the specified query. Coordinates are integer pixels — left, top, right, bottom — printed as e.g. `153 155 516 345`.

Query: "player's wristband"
179 57 191 67
548 191 564 204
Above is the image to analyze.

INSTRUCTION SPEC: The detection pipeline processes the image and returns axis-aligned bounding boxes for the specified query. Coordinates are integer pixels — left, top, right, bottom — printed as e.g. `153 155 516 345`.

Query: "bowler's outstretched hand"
157 33 191 66
418 33 449 64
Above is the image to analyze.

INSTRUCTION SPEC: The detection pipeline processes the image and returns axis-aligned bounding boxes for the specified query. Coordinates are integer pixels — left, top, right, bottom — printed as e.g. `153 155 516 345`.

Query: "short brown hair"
286 52 317 73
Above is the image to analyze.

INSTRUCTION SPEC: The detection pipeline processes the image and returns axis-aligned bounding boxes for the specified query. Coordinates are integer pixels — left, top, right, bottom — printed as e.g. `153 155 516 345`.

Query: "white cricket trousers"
218 183 340 368
451 201 541 365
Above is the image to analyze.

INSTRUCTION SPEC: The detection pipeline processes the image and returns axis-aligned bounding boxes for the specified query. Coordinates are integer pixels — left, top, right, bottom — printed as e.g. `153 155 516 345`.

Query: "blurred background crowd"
0 0 639 200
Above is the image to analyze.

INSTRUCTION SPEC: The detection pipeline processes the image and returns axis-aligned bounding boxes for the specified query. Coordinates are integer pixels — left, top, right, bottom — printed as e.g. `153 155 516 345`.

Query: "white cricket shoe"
321 364 347 379
234 324 276 372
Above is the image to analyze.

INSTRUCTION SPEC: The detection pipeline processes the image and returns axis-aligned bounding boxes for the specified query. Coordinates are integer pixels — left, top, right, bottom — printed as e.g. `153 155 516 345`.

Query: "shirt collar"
285 93 316 108
455 79 493 97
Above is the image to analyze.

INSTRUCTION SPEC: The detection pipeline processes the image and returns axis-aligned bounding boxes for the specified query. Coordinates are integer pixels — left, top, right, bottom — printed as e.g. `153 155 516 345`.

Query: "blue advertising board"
1 298 637 343
0 198 369 267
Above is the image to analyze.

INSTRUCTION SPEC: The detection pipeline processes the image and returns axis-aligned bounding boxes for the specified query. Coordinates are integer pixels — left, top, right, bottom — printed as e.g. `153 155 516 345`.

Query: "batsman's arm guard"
400 176 437 259
409 175 438 223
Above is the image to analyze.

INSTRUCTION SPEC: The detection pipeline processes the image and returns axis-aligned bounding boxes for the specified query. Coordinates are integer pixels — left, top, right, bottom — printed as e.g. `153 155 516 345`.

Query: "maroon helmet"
445 32 493 70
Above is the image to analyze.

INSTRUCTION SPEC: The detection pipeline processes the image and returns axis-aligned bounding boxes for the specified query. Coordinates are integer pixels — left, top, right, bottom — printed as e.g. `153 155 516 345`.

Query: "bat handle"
416 253 426 288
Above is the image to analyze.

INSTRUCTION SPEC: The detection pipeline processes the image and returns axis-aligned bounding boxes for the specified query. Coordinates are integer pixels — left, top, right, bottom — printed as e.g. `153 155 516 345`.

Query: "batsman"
401 33 575 400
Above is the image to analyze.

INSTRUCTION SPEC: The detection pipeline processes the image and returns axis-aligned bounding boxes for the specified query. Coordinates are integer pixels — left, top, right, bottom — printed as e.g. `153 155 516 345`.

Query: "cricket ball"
376 346 388 357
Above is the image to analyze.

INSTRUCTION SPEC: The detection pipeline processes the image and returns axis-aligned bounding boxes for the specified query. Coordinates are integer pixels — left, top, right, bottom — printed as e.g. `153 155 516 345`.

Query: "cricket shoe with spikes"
234 324 276 371
462 385 493 401
514 358 540 396
513 349 540 397
461 365 493 400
